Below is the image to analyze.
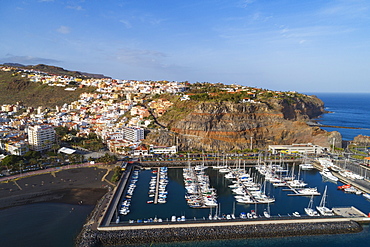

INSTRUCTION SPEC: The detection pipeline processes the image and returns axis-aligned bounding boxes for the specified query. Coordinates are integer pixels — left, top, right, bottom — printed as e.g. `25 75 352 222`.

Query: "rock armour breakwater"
76 221 362 247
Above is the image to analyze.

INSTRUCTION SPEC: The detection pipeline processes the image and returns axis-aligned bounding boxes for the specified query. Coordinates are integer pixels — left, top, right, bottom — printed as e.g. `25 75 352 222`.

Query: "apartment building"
27 125 55 151
122 127 144 142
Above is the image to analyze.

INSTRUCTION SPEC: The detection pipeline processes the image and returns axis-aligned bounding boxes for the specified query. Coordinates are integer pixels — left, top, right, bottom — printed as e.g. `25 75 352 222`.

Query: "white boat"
292 211 301 217
297 187 321 196
219 168 230 173
264 203 271 218
304 195 319 216
263 210 271 218
288 179 308 188
363 193 370 200
316 186 334 216
320 168 338 182
239 212 247 219
299 163 314 170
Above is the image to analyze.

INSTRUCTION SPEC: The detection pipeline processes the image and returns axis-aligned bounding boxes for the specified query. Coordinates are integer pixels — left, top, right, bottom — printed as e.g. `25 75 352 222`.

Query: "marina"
102 159 370 226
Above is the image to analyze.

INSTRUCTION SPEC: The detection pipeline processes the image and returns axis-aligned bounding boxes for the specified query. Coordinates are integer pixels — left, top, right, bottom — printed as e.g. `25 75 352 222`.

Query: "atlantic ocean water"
309 93 370 140
1 93 370 247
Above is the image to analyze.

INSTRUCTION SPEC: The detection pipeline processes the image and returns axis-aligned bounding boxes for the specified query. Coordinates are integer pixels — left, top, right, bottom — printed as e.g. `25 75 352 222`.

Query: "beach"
0 167 114 209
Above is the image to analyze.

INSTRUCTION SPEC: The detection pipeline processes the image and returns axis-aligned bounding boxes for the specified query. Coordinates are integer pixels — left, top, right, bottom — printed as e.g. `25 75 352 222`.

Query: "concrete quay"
98 216 370 231
312 161 370 194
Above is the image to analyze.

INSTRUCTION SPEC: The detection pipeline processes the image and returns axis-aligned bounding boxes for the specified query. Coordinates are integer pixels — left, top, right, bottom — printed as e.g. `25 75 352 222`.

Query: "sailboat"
208 206 213 220
263 203 271 218
316 186 334 216
231 201 236 219
304 195 319 216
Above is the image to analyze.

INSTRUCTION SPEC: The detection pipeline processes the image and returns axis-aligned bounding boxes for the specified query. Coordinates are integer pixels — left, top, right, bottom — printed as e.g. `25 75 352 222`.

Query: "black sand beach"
0 167 113 209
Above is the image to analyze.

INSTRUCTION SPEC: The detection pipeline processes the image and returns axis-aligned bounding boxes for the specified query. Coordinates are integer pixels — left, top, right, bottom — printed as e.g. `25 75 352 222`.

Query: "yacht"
297 187 321 196
304 195 319 216
316 186 334 216
299 163 314 170
320 168 338 182
363 193 370 200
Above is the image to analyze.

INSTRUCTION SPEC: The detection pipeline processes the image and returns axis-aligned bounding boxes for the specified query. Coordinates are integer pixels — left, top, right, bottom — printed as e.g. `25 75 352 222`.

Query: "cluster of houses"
0 65 303 161
0 66 186 159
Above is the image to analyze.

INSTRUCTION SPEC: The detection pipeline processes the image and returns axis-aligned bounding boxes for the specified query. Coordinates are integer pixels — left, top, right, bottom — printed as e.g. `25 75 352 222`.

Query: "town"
0 64 306 176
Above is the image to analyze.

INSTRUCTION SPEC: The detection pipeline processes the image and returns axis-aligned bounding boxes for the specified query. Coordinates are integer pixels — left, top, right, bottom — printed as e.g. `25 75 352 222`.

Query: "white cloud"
119 20 132 29
238 0 256 8
67 5 84 11
57 25 71 34
319 0 370 19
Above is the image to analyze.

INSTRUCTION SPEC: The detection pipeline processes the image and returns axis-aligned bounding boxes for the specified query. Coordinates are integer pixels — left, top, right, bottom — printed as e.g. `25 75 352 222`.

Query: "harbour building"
27 125 56 151
268 143 325 155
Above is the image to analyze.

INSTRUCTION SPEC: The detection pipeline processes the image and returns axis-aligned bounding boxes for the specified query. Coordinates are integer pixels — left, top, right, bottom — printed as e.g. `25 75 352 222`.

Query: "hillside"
0 70 94 108
144 91 341 152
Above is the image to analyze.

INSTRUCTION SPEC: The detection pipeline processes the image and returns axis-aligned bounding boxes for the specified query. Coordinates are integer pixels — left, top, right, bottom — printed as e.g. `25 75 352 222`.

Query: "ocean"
309 92 370 141
1 92 370 247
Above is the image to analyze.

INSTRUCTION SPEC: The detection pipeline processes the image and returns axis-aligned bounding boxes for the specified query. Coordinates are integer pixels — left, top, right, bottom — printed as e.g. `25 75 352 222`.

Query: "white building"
5 141 29 156
150 145 177 154
27 125 55 151
268 143 324 155
122 127 144 142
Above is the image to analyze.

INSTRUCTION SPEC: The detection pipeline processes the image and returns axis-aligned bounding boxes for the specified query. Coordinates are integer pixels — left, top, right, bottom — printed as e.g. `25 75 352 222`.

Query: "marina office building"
268 143 325 155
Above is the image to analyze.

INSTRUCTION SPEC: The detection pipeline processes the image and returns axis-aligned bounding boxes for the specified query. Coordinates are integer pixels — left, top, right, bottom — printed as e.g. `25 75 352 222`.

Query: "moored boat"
316 186 334 216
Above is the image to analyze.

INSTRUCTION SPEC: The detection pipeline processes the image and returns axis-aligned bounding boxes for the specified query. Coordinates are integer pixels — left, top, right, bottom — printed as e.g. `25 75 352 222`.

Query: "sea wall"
76 221 362 247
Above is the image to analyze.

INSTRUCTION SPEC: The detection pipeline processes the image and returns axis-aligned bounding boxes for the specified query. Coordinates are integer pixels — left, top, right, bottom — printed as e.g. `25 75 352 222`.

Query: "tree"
111 166 123 182
1 155 22 170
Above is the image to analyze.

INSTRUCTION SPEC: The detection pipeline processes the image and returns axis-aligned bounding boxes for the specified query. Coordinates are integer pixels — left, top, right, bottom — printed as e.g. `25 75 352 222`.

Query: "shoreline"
0 167 113 210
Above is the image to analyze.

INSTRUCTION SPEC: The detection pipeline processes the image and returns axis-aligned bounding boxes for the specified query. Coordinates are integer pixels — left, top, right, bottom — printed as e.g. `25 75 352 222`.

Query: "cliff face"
145 95 341 151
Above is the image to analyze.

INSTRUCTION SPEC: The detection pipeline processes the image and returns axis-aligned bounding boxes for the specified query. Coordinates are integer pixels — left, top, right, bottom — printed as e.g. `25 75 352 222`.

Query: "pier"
153 168 160 204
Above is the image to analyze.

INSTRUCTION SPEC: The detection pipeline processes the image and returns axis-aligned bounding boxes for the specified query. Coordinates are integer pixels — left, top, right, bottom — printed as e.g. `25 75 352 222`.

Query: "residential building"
122 127 144 142
5 141 29 156
27 125 55 151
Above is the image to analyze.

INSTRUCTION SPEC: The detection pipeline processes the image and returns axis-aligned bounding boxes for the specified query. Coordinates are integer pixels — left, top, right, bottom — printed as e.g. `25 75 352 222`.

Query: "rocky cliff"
145 95 342 152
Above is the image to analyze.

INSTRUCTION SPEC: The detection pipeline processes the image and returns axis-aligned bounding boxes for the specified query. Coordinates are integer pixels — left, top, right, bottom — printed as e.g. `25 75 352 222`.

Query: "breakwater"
76 220 362 247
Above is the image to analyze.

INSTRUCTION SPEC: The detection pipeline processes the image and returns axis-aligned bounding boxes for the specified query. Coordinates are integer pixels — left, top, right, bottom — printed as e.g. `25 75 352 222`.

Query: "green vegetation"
153 94 197 127
111 166 123 182
76 134 105 152
96 153 118 164
0 150 42 171
0 70 95 107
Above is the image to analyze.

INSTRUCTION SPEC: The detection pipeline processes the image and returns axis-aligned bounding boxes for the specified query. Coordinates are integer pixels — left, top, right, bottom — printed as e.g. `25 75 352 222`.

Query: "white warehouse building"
268 143 325 155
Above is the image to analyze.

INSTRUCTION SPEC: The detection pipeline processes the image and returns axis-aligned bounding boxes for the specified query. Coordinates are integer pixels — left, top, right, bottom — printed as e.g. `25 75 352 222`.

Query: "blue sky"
1 0 370 93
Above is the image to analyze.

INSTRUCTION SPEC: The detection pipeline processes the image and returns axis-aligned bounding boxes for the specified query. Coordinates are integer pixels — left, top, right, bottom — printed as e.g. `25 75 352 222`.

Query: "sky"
1 0 370 93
